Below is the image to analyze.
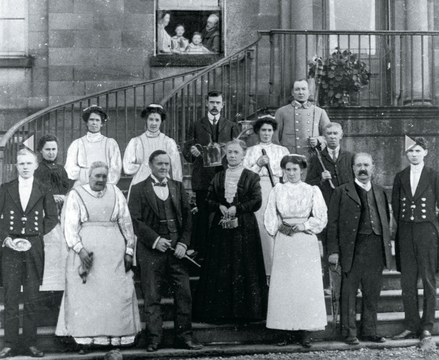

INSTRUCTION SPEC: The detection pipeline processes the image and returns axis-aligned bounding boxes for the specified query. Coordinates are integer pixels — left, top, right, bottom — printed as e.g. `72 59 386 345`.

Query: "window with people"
156 4 222 55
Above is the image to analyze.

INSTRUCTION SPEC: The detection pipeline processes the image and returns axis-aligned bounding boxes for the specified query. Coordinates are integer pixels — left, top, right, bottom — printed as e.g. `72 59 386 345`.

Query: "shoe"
0 347 14 358
301 331 312 348
345 336 360 345
360 335 386 343
146 343 159 352
392 329 417 340
174 340 204 350
28 346 44 357
420 330 432 340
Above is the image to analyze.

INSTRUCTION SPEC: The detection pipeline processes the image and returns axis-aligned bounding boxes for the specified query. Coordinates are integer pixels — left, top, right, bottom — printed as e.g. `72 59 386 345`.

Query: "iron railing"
0 70 200 182
2 30 439 183
161 29 439 146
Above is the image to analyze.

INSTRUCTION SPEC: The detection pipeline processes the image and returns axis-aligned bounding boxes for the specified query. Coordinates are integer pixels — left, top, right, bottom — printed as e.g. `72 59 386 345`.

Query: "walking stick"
170 247 201 268
314 148 335 190
261 149 275 187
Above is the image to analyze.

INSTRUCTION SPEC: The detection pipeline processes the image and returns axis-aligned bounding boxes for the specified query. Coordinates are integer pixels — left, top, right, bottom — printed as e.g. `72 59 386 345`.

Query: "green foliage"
309 48 371 107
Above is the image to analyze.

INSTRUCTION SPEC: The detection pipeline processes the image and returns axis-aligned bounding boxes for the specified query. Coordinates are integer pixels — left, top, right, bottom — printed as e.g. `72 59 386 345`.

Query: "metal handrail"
0 68 200 150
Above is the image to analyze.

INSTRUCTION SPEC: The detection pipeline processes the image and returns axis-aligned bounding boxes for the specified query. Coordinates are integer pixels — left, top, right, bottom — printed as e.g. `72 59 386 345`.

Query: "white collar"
84 183 106 198
18 176 34 187
328 146 340 154
355 178 371 191
151 174 168 185
145 130 161 138
208 112 219 122
410 162 424 173
86 132 104 142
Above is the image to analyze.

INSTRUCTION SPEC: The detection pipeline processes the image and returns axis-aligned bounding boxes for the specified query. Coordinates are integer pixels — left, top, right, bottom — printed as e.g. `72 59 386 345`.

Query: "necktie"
331 150 337 161
154 182 167 187
212 117 218 125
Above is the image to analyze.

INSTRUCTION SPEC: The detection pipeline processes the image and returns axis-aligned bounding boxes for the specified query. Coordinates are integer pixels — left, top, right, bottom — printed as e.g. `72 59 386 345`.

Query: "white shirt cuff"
125 247 134 256
152 237 161 249
73 242 84 254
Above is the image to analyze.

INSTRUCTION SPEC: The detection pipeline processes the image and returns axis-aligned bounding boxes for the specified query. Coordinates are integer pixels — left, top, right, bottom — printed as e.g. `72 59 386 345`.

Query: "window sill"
150 54 222 67
0 56 34 68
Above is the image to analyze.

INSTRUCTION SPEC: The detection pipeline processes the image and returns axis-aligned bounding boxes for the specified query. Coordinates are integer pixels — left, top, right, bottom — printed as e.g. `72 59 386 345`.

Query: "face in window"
192 35 202 45
162 13 170 26
175 26 185 37
206 15 218 30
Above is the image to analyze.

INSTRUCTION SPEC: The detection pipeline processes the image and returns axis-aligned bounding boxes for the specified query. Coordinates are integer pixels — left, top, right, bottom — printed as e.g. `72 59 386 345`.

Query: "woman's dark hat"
82 105 108 122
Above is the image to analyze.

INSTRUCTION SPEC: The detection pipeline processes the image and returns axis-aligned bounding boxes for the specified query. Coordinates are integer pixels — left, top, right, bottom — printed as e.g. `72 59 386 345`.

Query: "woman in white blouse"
264 154 328 348
243 117 289 279
123 104 182 198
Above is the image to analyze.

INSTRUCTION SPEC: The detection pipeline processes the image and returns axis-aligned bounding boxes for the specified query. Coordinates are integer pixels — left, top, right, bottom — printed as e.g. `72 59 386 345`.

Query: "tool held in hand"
170 247 201 268
261 149 275 187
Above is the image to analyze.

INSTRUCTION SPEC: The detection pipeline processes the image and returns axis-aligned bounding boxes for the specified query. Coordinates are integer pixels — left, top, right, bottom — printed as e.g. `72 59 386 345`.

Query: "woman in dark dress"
35 134 70 290
194 139 268 322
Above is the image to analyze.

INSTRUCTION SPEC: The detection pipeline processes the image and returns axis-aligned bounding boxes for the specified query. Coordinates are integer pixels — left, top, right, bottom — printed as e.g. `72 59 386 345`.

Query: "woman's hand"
219 205 228 216
54 194 65 204
292 224 305 232
227 206 236 217
257 155 270 167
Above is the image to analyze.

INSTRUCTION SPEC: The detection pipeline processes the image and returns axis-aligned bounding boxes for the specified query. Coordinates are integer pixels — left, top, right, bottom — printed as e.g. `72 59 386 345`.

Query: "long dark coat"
194 168 268 321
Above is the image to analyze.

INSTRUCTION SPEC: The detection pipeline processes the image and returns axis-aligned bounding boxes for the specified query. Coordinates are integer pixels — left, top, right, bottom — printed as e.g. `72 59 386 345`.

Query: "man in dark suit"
306 122 354 289
327 153 392 345
128 150 203 353
392 136 439 341
0 149 57 358
183 90 239 257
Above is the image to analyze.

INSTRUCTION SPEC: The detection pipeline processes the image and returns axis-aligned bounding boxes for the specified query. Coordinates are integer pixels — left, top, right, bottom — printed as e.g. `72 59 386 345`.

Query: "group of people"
0 79 437 358
157 12 220 54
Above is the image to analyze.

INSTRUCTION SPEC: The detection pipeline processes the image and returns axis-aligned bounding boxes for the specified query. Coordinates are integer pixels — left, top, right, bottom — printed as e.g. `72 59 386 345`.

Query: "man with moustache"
129 150 203 352
183 91 239 258
0 149 58 358
392 137 439 341
274 79 330 154
327 153 392 345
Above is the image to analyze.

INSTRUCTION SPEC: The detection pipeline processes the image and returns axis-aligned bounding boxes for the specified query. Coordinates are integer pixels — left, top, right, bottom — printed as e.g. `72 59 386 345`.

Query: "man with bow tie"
129 150 203 352
183 91 239 258
0 149 57 358
273 79 330 154
392 136 439 341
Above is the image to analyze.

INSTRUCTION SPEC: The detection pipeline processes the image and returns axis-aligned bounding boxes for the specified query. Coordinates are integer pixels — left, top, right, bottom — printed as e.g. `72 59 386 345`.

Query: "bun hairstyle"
252 116 278 134
141 104 167 121
280 154 307 170
82 105 108 123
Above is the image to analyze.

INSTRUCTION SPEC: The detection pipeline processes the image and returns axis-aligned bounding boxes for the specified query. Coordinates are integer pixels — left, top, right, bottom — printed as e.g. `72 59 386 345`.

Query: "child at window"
171 24 189 54
186 32 211 54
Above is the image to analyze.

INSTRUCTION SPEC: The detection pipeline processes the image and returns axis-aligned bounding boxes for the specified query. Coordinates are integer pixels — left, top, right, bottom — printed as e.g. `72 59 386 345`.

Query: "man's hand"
219 205 228 216
156 238 171 252
308 137 318 147
174 244 186 259
79 248 93 268
321 170 332 181
257 155 270 167
328 253 339 266
190 146 201 157
124 254 133 272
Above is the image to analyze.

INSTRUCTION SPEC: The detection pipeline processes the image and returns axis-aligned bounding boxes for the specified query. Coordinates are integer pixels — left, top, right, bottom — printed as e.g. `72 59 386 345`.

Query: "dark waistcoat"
356 183 382 236
156 194 179 241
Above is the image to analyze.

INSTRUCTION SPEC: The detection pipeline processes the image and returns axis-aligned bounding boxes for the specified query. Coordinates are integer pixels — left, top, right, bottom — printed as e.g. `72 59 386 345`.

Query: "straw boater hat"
82 105 109 123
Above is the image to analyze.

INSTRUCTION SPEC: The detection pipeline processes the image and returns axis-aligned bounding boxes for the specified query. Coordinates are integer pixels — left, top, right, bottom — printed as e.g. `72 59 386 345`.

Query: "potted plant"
308 48 371 107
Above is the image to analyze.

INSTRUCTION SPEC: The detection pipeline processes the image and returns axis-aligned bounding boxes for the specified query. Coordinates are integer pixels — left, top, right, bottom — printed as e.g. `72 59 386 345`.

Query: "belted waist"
278 217 308 236
82 221 117 227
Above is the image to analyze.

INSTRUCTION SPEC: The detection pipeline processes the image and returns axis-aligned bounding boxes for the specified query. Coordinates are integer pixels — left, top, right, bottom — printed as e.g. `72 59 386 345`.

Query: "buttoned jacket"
273 101 330 154
326 181 392 273
128 176 191 249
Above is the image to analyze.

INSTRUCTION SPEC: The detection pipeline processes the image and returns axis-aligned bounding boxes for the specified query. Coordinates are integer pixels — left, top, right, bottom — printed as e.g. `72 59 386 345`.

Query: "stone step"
5 311 439 352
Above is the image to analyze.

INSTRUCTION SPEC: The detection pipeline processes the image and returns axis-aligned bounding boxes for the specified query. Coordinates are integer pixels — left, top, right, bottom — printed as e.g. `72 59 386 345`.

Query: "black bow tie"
154 182 167 187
